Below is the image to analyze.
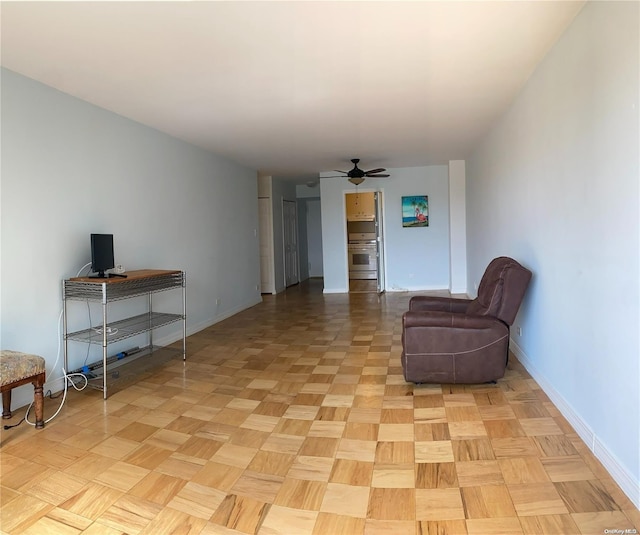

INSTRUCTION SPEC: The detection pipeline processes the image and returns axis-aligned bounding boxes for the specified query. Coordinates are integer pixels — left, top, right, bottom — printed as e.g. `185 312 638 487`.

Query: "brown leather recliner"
401 257 532 384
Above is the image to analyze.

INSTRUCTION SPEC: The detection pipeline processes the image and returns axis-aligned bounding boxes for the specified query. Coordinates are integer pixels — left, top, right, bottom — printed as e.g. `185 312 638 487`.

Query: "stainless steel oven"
348 242 377 279
347 221 376 243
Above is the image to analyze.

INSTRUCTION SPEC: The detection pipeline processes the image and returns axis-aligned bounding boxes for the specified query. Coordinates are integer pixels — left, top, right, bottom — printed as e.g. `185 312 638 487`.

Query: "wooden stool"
0 350 46 429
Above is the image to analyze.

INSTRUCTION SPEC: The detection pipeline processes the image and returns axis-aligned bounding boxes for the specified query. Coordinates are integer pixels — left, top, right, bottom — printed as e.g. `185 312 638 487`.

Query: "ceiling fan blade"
364 168 386 175
333 170 348 174
365 174 390 178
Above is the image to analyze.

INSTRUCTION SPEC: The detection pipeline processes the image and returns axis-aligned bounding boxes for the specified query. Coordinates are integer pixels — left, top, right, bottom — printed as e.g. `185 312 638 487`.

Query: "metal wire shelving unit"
63 270 186 399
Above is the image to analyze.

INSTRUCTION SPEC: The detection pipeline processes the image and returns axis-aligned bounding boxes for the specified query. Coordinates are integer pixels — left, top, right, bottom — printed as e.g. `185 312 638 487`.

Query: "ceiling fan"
325 158 390 185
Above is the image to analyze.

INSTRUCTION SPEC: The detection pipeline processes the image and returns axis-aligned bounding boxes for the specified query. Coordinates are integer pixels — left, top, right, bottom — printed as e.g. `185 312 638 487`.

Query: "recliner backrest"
466 257 532 326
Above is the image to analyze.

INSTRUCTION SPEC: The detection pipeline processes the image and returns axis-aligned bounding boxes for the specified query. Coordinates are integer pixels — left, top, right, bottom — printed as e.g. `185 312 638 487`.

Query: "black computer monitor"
90 234 115 278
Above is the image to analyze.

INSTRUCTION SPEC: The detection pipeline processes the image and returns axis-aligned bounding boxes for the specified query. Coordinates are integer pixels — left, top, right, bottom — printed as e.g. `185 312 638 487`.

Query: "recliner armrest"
402 310 509 366
408 296 472 314
403 310 503 330
401 311 510 384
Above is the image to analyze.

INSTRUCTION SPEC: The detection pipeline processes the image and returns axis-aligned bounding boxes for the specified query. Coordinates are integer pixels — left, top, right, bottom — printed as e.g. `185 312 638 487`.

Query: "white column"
448 160 467 295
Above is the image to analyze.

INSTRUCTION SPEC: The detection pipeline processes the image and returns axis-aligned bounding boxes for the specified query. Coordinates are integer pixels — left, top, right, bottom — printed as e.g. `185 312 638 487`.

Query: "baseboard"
510 338 640 509
386 285 450 293
167 295 263 344
323 285 450 294
323 287 348 294
449 287 468 295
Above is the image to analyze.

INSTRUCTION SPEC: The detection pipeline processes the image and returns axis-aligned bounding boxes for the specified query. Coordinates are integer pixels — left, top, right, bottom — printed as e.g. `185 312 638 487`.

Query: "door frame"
344 187 386 293
375 191 386 294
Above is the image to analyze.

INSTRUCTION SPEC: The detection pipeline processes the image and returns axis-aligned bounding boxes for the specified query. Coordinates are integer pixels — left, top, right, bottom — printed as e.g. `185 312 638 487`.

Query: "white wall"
319 176 351 293
1 69 262 408
384 166 451 292
466 2 639 506
320 165 451 293
296 182 320 199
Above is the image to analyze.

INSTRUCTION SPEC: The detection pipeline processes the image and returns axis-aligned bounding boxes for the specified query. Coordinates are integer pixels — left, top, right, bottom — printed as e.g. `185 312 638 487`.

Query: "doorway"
346 191 385 293
283 199 299 288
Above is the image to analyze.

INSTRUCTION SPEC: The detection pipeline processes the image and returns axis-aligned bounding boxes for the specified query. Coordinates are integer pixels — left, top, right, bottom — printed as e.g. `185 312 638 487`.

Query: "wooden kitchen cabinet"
346 192 376 221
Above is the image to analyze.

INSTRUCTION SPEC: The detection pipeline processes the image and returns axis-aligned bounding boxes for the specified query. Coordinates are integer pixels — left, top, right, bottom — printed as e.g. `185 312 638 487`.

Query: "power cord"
5 264 93 430
3 379 86 430
77 262 92 277
25 309 90 427
3 388 63 429
3 418 25 430
92 326 119 336
20 368 88 428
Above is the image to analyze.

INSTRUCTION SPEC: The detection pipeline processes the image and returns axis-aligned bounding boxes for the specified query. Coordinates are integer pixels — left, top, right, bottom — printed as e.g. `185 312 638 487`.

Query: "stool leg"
2 390 12 419
33 374 45 429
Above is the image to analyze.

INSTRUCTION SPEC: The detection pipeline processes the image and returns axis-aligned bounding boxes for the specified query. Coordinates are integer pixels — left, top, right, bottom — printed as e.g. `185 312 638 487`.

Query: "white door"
283 199 299 287
258 198 275 294
375 191 385 294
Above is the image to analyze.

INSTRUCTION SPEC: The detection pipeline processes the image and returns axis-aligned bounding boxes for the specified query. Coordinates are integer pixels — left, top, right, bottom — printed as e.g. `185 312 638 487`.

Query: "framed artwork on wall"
402 195 429 227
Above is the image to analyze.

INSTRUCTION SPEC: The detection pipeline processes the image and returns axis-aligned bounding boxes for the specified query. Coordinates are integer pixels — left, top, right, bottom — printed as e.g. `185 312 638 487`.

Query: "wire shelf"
66 312 183 344
79 345 182 392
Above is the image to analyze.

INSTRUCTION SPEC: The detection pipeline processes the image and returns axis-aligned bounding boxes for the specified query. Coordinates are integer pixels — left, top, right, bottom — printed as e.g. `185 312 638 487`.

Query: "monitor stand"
88 271 127 279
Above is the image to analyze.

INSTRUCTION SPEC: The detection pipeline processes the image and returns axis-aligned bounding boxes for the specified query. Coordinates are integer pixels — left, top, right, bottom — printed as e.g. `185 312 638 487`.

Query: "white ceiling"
1 1 584 181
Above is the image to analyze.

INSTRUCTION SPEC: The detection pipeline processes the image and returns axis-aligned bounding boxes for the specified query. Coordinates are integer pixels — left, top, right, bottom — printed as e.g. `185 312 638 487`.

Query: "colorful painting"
402 196 429 227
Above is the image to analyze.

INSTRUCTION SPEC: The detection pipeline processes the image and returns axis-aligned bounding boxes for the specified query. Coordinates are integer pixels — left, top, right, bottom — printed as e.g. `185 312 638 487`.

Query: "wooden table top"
70 269 181 283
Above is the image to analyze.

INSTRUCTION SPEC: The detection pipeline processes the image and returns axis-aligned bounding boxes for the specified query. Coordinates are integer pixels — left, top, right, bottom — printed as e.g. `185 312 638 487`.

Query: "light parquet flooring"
1 279 638 535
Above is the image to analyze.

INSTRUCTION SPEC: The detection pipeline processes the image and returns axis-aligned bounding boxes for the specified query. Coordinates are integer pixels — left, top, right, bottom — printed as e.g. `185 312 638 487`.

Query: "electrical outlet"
517 326 522 336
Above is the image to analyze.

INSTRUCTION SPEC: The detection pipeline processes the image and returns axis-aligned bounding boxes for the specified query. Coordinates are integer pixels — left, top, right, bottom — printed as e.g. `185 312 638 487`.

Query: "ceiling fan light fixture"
325 159 389 182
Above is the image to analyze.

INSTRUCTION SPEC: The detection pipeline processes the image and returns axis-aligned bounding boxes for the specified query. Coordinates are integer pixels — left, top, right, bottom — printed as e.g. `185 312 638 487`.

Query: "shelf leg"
182 272 187 361
102 286 108 400
148 293 153 353
62 281 69 377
